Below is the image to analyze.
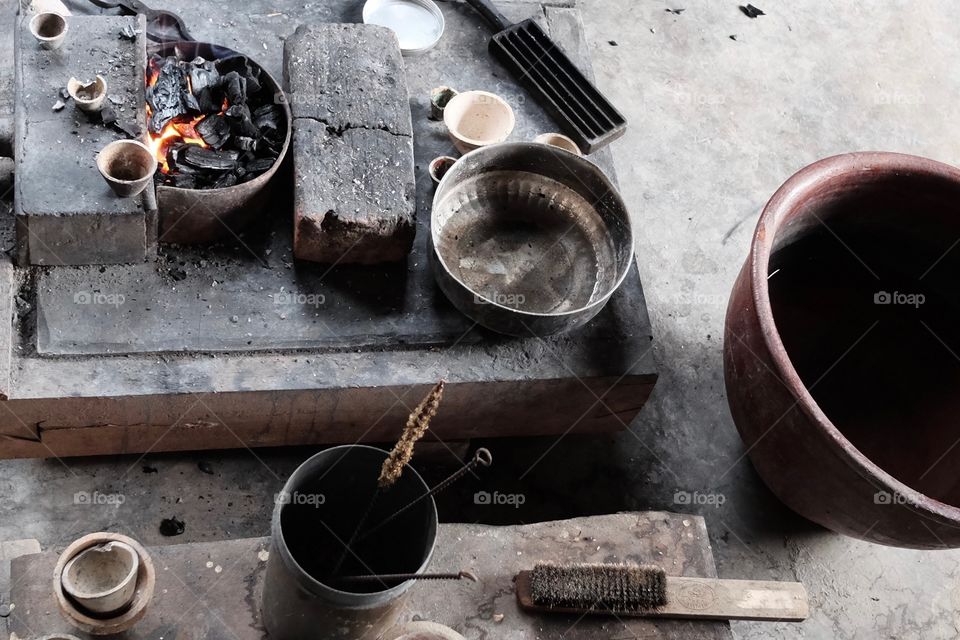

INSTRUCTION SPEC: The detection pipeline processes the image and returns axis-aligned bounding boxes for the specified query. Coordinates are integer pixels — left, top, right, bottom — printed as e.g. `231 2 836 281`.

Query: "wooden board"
5 513 732 639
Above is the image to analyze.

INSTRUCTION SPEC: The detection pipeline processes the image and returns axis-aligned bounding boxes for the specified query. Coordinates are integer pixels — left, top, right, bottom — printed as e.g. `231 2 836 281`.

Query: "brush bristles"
529 563 668 612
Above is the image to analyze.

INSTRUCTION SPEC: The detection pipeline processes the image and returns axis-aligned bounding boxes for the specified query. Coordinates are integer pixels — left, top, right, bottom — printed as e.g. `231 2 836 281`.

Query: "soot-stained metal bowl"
430 142 634 336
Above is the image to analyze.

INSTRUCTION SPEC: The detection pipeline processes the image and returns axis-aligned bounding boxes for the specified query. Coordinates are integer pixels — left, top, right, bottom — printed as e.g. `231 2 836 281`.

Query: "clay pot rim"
747 151 960 525
53 532 156 635
62 540 139 600
96 140 156 185
443 90 515 148
30 12 68 43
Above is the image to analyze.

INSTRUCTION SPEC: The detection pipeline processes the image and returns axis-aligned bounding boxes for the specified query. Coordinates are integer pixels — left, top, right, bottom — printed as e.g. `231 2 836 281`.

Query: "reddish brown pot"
725 152 960 548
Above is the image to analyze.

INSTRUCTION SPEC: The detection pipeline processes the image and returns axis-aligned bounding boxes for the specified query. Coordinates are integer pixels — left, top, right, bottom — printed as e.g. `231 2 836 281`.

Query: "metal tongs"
87 0 194 43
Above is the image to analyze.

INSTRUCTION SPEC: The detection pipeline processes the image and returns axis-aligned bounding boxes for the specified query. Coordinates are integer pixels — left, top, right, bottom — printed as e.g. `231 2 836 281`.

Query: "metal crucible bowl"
430 142 634 336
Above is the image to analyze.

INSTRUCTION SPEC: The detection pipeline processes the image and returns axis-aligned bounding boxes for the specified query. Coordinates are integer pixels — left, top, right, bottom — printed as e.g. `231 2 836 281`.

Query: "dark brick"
284 24 415 264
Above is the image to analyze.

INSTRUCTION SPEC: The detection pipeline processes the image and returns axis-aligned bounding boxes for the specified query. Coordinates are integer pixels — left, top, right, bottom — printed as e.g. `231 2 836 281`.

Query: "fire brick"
283 23 415 265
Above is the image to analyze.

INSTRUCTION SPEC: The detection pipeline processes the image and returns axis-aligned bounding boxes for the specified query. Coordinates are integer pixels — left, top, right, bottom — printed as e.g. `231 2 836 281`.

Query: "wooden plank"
0 255 12 401
7 513 732 639
0 376 655 458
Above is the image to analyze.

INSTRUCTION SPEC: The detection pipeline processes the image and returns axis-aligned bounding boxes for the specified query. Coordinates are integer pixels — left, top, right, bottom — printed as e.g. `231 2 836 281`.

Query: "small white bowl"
61 541 139 615
429 155 457 184
533 132 583 156
443 90 515 155
67 75 107 113
30 12 68 50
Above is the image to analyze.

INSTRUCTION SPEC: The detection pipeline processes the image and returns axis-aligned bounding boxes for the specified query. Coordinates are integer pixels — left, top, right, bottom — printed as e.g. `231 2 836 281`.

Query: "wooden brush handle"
515 572 808 622
660 576 808 622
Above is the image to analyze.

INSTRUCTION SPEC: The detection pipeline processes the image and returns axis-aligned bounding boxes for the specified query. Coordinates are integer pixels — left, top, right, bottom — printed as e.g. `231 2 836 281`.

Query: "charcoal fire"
145 51 285 189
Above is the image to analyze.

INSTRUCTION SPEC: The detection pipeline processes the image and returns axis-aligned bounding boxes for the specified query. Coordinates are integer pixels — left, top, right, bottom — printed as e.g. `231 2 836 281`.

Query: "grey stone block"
284 23 416 264
14 14 153 266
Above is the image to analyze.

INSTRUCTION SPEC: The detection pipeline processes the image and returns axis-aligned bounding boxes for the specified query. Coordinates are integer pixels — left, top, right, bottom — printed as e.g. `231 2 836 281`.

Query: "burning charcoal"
224 104 259 137
196 114 231 149
166 144 198 174
182 146 239 172
219 71 247 107
188 64 221 113
146 56 193 133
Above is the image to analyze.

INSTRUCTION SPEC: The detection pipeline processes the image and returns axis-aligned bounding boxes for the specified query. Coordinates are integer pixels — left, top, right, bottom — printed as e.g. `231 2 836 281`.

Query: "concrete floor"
2 1 960 639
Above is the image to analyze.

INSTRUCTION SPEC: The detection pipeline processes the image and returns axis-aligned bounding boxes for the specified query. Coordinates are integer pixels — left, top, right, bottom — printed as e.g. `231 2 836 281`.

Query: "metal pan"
362 0 445 55
430 142 634 337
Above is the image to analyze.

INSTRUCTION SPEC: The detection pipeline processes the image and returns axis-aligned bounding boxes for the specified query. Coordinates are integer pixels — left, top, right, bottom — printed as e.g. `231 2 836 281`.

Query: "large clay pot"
725 152 960 548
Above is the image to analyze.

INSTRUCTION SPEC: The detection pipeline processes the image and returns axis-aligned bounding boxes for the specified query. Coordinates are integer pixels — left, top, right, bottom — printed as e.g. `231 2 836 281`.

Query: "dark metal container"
261 445 438 639
430 142 634 337
148 41 292 244
725 152 960 548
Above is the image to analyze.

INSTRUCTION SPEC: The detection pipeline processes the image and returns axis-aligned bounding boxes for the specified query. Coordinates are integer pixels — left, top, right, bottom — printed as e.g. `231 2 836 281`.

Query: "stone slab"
35 245 475 355
6 513 731 639
285 23 416 264
0 0 657 457
14 14 152 266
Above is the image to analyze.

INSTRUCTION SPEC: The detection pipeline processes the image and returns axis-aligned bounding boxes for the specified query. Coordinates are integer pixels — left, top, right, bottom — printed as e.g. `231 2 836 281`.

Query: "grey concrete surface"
2 2 959 640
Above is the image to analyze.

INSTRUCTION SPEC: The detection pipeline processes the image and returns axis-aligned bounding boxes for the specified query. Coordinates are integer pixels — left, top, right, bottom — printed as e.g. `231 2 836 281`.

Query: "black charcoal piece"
213 172 239 189
225 104 259 137
243 157 276 174
100 105 117 125
220 71 247 107
196 114 231 149
146 56 192 133
739 4 765 18
216 55 262 94
253 104 281 135
182 146 239 171
234 136 256 151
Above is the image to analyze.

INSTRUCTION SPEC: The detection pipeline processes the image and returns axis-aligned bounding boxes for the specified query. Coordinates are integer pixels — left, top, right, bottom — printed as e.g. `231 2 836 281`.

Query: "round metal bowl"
430 143 634 336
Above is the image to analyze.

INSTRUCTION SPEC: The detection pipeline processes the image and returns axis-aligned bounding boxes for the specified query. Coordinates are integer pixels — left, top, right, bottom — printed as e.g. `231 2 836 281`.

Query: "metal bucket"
261 445 438 639
147 41 292 245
